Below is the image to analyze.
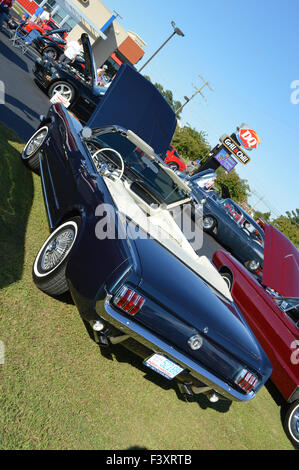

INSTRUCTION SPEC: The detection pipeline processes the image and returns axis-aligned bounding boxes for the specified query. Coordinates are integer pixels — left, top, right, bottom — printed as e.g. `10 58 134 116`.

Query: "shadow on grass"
0 124 33 289
265 380 296 449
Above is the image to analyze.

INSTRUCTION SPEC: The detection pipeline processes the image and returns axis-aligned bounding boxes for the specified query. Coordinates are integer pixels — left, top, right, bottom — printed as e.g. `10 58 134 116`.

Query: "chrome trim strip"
39 154 53 229
99 299 255 402
44 157 59 210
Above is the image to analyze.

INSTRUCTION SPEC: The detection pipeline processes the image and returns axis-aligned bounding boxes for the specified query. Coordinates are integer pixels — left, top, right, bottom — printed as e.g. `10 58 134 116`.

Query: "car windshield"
90 130 189 205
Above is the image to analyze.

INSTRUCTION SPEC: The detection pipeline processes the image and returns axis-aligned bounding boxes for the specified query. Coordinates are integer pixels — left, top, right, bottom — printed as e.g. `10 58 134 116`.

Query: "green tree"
272 209 299 247
213 167 251 204
172 125 211 162
253 210 272 223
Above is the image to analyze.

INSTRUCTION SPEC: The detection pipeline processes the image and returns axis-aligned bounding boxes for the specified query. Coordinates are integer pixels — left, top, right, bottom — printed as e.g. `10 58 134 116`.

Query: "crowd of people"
0 1 114 88
0 1 51 30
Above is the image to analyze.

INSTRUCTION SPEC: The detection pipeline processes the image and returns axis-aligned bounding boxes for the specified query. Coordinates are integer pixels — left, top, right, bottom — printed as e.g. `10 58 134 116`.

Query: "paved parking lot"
0 28 50 140
0 26 223 259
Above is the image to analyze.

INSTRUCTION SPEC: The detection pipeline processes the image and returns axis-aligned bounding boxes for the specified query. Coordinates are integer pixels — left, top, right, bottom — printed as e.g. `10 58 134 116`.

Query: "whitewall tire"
33 218 80 296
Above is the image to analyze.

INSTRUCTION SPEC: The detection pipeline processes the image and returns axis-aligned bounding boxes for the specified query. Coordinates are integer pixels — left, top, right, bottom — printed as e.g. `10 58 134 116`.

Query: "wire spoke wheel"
24 127 48 159
40 228 75 273
33 219 80 296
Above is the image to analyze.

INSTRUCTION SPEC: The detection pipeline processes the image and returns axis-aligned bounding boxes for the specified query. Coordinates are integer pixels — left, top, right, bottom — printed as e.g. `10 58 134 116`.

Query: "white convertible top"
104 177 233 301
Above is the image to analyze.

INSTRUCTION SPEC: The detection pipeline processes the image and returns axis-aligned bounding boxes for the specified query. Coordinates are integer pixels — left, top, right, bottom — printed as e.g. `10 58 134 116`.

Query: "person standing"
97 64 108 86
58 38 82 65
40 6 50 22
31 6 44 23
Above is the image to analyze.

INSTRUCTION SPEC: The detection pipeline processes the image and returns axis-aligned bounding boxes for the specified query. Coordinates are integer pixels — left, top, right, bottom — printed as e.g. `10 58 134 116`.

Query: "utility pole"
175 74 214 115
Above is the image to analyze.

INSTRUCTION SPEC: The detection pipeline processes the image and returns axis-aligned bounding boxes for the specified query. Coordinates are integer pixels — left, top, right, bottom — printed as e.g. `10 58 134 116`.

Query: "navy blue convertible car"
21 65 272 405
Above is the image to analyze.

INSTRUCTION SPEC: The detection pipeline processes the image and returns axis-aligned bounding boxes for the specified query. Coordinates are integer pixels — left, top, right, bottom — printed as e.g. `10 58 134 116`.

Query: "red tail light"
235 370 258 393
114 286 145 315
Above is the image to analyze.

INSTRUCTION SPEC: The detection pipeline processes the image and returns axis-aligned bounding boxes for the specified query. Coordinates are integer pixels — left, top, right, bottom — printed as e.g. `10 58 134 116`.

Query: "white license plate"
144 354 184 380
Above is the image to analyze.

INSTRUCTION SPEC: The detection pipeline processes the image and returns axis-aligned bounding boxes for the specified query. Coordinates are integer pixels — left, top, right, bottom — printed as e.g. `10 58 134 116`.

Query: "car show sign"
221 136 251 165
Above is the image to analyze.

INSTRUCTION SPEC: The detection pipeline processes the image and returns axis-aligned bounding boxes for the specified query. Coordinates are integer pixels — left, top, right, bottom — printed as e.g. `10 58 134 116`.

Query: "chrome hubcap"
53 84 72 100
290 406 299 441
203 216 214 229
25 129 47 157
40 228 75 272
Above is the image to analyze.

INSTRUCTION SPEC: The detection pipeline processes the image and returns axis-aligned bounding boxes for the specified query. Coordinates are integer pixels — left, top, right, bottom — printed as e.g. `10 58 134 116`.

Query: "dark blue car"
189 172 265 276
20 64 272 405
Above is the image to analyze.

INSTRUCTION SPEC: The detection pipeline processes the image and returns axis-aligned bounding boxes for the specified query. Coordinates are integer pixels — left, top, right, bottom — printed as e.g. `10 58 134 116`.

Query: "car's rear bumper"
96 296 257 402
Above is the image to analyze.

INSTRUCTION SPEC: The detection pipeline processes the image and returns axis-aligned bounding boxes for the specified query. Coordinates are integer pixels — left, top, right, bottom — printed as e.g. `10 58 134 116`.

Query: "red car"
164 145 186 172
24 18 60 35
212 223 299 448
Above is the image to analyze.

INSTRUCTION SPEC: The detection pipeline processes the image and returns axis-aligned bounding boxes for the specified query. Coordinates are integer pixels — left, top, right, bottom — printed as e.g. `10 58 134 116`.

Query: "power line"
175 74 214 115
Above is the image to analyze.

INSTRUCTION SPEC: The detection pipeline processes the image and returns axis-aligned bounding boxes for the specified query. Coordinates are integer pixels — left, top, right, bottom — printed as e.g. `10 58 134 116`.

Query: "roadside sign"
237 128 260 150
213 147 237 172
221 136 251 165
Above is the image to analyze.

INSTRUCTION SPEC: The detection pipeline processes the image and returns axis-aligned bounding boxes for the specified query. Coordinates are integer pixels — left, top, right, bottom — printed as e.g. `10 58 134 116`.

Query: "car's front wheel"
48 81 75 104
284 400 299 449
22 125 49 173
33 218 81 296
43 47 58 60
202 215 216 233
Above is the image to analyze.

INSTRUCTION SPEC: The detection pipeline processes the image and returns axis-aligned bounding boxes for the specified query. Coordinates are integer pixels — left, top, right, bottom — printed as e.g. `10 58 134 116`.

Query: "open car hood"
262 223 299 297
45 28 68 36
81 33 97 86
87 64 177 157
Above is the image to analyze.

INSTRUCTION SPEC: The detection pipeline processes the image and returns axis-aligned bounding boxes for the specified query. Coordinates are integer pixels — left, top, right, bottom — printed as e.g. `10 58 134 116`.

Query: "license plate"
144 354 184 380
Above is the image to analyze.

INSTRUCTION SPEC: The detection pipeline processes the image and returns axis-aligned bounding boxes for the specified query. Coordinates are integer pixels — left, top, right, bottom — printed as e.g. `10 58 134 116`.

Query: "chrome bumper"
97 298 256 402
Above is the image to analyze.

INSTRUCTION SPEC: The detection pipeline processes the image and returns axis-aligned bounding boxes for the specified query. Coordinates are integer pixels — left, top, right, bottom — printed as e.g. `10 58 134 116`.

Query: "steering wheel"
92 147 124 182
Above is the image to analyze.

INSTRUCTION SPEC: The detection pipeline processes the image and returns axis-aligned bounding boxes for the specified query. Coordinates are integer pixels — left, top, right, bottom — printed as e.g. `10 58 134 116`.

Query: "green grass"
0 123 294 450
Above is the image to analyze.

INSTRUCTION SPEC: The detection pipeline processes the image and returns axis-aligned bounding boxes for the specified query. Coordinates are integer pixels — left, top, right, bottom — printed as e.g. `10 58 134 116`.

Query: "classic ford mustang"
213 224 299 447
21 64 272 406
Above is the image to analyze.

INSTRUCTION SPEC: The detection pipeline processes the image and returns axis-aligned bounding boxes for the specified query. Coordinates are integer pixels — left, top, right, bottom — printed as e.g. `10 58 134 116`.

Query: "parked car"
33 33 106 124
190 176 264 276
212 224 299 448
24 18 60 35
32 27 68 60
20 64 272 409
164 144 186 172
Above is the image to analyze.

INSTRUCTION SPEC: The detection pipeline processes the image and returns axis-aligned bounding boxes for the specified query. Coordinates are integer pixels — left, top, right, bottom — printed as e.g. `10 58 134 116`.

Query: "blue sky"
103 0 299 217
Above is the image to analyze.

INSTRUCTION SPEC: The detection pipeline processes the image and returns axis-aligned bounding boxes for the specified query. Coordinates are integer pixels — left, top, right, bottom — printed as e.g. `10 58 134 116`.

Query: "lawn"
0 122 294 450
